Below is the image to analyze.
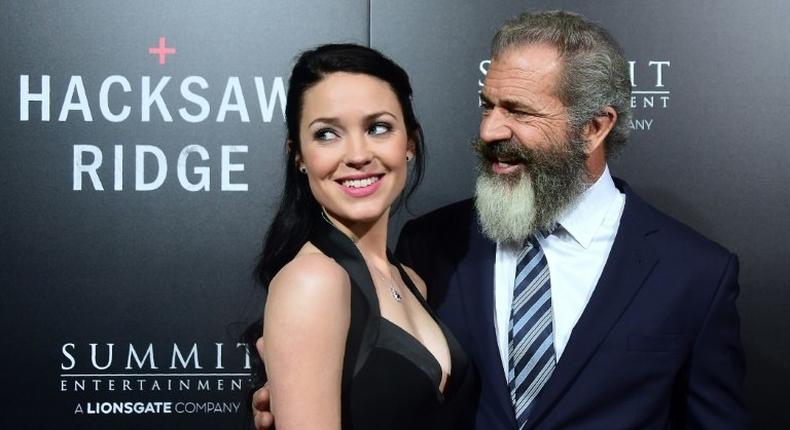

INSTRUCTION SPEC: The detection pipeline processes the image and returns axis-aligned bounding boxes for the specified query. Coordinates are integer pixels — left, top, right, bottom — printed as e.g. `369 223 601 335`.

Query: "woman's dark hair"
244 43 425 413
256 43 425 287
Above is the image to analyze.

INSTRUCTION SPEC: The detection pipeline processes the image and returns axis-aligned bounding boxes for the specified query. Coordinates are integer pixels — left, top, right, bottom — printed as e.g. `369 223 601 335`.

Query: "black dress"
309 219 478 429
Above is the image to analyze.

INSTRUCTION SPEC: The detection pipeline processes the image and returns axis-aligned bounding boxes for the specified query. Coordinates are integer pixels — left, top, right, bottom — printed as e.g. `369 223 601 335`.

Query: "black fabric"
308 218 477 429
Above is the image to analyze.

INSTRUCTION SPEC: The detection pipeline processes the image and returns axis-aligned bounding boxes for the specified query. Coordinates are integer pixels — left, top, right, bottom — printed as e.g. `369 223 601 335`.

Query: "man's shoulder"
406 199 476 230
397 199 477 260
620 179 733 260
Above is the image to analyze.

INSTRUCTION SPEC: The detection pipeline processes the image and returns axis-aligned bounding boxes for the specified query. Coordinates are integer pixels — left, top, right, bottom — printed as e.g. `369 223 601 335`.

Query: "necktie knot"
521 223 558 253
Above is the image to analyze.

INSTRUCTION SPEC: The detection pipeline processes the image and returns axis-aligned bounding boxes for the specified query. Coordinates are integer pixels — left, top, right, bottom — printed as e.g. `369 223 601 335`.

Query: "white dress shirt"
494 166 626 376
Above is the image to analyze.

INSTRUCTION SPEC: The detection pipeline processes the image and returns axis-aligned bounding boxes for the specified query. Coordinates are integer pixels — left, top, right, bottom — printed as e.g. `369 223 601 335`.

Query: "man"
254 10 747 429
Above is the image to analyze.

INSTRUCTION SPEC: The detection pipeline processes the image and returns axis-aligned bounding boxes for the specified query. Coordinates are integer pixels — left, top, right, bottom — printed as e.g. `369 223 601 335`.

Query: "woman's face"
297 72 413 227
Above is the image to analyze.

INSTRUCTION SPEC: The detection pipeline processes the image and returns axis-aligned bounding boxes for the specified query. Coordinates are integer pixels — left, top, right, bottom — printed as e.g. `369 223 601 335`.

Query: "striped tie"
508 233 555 429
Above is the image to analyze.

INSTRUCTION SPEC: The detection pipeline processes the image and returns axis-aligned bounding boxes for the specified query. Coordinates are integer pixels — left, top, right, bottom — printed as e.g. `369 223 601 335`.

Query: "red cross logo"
149 37 176 65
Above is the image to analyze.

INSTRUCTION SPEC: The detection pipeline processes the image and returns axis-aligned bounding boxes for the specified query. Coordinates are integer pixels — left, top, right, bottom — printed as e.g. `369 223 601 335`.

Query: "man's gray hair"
492 10 632 157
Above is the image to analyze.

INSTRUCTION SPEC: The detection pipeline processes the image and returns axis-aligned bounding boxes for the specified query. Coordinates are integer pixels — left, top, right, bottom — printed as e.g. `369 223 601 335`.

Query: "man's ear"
583 106 617 155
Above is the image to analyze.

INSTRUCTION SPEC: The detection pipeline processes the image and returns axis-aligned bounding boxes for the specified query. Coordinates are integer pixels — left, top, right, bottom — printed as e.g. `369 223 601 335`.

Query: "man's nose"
479 108 512 144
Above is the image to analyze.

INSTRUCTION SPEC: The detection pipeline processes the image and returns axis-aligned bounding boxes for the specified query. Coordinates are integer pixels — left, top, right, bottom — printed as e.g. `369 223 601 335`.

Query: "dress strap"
308 219 380 379
387 250 439 320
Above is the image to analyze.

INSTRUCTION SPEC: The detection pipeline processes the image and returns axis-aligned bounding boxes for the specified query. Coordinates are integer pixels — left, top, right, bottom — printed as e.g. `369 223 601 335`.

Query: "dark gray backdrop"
1 1 787 428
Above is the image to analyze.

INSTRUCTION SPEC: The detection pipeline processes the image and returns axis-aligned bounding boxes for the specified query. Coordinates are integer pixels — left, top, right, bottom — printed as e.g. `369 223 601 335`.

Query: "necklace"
320 209 359 242
371 265 403 303
320 209 402 303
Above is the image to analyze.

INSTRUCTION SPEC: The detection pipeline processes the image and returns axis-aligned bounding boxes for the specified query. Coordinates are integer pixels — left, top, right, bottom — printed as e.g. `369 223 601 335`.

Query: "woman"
248 44 475 429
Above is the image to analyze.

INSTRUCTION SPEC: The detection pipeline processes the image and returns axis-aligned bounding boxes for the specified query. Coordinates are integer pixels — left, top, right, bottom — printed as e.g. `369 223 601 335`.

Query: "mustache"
473 138 533 164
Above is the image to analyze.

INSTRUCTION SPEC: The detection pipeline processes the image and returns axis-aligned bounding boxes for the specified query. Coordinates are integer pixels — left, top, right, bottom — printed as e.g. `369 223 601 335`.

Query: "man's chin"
474 172 537 244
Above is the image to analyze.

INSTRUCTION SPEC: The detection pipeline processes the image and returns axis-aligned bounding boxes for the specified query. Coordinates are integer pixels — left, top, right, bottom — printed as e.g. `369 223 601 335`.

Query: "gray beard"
473 133 589 244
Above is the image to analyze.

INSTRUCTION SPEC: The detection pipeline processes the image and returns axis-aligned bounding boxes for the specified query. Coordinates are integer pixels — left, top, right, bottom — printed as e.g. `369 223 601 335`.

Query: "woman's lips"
336 174 384 198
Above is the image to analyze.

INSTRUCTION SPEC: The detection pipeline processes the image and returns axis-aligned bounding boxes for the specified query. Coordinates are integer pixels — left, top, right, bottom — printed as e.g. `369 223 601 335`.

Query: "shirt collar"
555 165 621 248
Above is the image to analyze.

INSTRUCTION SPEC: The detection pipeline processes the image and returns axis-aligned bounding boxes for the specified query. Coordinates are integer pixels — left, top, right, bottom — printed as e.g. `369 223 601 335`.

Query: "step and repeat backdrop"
2 1 787 428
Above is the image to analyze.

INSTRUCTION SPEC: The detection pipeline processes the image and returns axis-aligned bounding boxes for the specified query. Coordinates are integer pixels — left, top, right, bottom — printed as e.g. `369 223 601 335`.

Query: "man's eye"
510 110 533 120
314 129 338 141
369 123 391 136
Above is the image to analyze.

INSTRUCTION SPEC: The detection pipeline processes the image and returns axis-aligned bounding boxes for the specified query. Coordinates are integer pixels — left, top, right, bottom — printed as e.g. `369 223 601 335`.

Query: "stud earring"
299 165 307 173
406 154 413 162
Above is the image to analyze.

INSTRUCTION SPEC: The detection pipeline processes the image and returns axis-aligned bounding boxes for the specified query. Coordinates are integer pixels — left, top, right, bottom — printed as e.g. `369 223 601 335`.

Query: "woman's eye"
368 123 391 136
314 129 338 141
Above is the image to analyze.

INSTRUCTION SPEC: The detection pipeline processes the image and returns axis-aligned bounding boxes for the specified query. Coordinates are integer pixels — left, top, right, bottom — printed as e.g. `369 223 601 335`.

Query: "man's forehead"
489 43 563 78
483 44 563 101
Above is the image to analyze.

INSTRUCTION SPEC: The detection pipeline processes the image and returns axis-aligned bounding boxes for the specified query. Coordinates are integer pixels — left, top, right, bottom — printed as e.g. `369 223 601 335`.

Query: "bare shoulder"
266 245 351 317
401 265 428 299
274 248 348 289
262 244 349 429
263 246 351 361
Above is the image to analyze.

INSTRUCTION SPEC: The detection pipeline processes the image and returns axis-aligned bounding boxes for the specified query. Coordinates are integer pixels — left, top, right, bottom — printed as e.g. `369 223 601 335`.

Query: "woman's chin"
330 206 390 227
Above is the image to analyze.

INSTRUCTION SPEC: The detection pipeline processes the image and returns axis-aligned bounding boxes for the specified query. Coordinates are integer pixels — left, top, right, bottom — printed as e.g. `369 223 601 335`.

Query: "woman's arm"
263 252 350 430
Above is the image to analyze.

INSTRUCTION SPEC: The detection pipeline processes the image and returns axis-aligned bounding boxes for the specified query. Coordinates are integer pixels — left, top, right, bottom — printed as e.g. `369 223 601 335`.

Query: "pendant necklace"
371 265 403 303
320 209 402 303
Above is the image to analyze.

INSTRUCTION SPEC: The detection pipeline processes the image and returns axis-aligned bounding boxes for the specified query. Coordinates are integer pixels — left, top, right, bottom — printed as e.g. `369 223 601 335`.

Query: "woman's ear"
406 139 416 161
294 154 307 173
289 139 306 172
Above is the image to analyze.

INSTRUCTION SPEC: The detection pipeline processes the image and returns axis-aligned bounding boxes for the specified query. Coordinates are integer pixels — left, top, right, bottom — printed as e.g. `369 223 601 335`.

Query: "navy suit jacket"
396 179 748 429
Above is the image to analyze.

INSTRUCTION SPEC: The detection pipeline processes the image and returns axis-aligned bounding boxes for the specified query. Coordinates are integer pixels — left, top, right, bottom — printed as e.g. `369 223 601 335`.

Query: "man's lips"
490 159 523 175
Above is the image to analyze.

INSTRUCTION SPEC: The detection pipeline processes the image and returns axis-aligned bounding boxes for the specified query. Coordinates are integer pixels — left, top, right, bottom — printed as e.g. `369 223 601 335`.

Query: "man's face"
475 43 589 243
479 43 571 172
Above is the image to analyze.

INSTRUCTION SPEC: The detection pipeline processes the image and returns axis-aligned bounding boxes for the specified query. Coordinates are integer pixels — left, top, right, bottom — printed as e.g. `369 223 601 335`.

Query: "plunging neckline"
316 215 455 396
378 317 454 397
372 256 454 396
303 216 477 429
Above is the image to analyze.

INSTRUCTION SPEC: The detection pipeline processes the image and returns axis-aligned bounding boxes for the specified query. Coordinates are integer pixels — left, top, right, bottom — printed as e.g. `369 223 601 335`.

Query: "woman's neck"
324 208 390 269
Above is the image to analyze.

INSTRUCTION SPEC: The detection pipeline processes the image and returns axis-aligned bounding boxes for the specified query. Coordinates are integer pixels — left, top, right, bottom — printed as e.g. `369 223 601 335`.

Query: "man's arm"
252 338 274 430
684 253 749 428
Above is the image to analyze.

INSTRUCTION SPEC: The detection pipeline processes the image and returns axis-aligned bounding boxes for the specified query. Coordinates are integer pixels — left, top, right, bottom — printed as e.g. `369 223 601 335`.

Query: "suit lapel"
455 215 517 427
526 182 660 428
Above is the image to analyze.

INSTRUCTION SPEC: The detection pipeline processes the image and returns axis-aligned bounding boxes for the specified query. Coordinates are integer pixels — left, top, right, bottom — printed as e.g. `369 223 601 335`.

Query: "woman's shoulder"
268 243 351 304
400 264 428 299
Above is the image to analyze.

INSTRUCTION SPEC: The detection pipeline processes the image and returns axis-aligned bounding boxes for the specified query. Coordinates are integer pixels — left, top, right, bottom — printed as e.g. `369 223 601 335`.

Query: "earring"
406 154 413 162
299 165 307 173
